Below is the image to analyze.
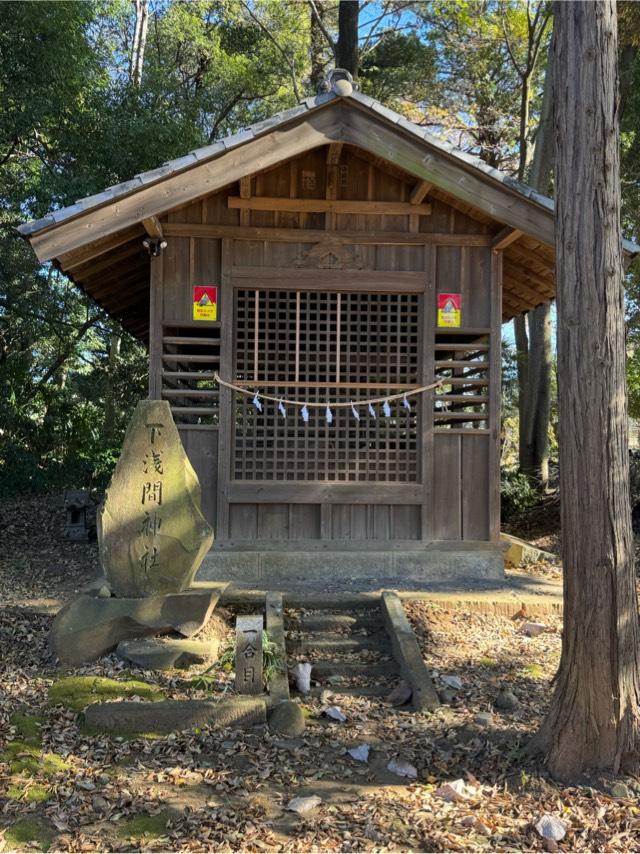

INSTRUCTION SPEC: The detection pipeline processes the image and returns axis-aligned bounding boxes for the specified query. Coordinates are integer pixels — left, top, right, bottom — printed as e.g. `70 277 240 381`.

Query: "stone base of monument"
50 590 219 666
116 637 221 670
84 697 266 734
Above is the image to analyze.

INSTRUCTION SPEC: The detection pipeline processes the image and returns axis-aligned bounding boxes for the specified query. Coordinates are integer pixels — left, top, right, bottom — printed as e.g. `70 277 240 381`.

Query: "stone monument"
98 400 214 598
235 615 263 694
49 399 218 666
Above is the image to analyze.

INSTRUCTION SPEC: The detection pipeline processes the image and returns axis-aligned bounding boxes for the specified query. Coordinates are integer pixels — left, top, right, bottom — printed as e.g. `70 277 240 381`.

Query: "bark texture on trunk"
130 0 149 88
336 0 359 78
535 0 640 780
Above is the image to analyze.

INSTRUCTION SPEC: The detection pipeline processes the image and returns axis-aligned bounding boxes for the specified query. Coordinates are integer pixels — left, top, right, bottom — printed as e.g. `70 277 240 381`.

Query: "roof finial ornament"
319 68 358 97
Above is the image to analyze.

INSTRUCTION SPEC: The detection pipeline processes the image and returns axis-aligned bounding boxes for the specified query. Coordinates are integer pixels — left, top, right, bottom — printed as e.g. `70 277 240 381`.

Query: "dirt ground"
1 494 639 852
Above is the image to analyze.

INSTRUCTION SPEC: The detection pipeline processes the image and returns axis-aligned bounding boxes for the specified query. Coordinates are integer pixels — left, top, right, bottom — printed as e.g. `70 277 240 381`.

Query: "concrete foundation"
197 541 505 590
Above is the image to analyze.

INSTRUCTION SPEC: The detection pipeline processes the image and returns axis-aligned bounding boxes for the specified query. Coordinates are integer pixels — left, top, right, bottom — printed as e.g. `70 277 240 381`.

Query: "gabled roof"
17 78 640 339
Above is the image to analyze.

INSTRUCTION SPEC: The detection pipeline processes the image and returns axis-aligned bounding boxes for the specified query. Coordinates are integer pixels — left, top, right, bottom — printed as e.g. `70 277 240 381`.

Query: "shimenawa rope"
214 372 443 408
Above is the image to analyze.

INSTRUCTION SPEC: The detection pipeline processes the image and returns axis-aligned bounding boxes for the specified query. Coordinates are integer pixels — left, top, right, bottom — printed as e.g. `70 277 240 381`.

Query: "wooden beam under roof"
228 196 432 216
409 180 432 205
492 227 523 251
162 222 491 245
326 142 343 164
142 215 164 238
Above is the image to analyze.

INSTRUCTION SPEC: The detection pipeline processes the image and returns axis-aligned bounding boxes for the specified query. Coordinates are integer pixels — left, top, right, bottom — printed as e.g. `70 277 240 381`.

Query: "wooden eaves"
17 86 640 340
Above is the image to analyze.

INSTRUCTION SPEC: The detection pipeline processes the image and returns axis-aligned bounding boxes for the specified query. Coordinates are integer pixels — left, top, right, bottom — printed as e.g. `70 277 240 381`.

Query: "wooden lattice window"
433 330 490 432
161 324 219 427
233 288 419 482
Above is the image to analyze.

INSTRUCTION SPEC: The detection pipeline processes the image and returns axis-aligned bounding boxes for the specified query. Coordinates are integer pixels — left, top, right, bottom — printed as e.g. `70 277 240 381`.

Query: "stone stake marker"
235 615 263 694
98 400 214 598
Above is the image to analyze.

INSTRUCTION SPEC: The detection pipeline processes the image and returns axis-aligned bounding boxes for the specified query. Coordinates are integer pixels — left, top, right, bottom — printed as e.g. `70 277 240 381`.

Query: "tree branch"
240 0 302 102
20 315 100 406
308 0 337 54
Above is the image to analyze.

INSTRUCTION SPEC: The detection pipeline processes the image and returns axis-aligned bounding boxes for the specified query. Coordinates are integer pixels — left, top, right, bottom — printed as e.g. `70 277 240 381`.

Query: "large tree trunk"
129 0 149 87
516 35 554 487
336 0 359 78
534 0 640 780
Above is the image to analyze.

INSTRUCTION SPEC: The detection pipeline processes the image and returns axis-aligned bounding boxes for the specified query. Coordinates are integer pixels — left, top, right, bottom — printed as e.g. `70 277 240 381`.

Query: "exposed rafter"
142 215 164 239
492 227 523 251
409 180 432 205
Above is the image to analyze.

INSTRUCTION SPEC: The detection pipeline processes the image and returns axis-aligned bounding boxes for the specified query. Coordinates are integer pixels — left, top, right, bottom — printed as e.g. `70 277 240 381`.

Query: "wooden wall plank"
461 434 490 540
391 505 421 540
162 237 190 322
258 504 289 539
229 504 258 539
179 426 219 528
148 254 163 399
433 433 462 539
289 505 321 539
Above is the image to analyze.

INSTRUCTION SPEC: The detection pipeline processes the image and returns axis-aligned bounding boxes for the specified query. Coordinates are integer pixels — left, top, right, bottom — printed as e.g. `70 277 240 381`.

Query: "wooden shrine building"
19 70 640 585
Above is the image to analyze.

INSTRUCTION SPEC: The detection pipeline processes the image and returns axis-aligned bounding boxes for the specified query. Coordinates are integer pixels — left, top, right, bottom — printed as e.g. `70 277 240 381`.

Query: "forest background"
2 0 640 507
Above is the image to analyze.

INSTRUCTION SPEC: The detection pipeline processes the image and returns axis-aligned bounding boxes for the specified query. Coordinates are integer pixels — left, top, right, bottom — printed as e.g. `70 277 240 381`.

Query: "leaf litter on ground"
3 494 640 850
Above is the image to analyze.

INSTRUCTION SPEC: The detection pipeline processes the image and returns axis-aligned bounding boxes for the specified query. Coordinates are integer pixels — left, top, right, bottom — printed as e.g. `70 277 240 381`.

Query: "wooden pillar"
488 249 503 541
216 238 233 540
148 253 163 399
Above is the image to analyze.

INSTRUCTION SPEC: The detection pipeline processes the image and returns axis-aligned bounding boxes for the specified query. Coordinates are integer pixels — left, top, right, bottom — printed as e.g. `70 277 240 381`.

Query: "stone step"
286 636 386 655
116 637 219 671
307 684 391 698
291 613 384 633
308 660 397 678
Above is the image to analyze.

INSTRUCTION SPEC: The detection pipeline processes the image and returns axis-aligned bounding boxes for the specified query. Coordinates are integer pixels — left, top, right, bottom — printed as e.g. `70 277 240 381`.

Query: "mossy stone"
3 818 54 852
48 675 164 711
116 812 171 841
268 701 305 737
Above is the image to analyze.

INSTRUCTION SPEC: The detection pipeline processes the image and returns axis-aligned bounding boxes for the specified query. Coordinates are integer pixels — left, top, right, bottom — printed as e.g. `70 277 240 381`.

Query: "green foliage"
501 468 538 521
418 0 551 170
191 629 283 690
